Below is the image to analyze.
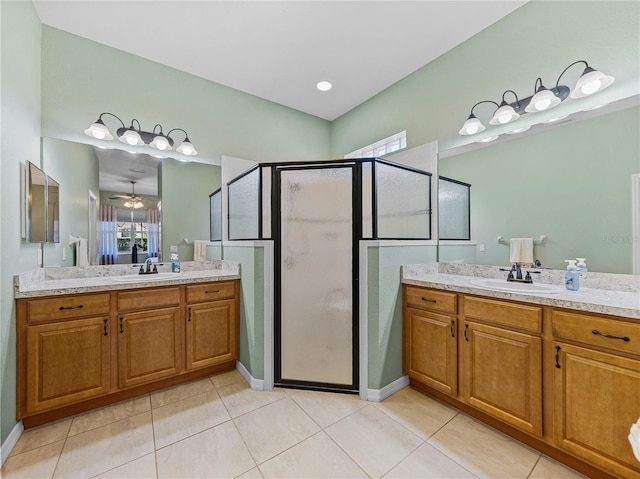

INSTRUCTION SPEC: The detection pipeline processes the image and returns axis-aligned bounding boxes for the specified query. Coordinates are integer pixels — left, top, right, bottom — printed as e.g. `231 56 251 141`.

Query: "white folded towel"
193 240 208 262
630 421 640 463
69 234 89 267
510 238 534 266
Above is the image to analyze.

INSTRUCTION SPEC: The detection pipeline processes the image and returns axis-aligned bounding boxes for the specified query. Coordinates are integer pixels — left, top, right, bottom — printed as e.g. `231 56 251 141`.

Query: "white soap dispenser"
564 260 579 291
576 258 588 272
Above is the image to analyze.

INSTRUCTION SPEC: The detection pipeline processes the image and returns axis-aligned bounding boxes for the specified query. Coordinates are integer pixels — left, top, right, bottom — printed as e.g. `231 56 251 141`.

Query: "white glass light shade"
570 69 615 99
458 116 486 136
84 121 113 140
489 104 520 125
150 135 172 151
118 129 144 146
525 88 561 112
176 139 198 156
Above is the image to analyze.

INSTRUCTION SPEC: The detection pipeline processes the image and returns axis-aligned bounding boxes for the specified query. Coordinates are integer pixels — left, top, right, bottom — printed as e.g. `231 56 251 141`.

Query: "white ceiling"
33 0 526 121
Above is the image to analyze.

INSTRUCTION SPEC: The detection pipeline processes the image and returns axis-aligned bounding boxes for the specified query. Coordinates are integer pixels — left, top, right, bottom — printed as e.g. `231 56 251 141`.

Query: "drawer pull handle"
450 320 455 338
59 305 83 311
592 329 630 342
464 324 469 342
421 297 437 303
205 290 221 294
555 345 561 368
119 317 124 334
103 319 108 336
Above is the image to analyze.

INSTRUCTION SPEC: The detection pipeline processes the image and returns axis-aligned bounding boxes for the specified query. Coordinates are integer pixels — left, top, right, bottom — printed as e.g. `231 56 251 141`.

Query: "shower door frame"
273 161 362 393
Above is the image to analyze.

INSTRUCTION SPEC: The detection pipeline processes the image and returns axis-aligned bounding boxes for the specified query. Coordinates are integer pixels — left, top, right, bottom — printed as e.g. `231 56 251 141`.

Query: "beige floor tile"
325 404 422 478
69 395 150 436
234 397 320 464
156 421 255 478
236 467 264 478
54 411 154 478
1 440 64 479
150 378 215 409
384 442 477 479
428 414 540 479
152 389 230 449
210 368 245 389
288 389 367 428
218 381 287 418
10 418 71 456
93 453 158 478
529 455 589 479
375 387 458 440
259 431 368 478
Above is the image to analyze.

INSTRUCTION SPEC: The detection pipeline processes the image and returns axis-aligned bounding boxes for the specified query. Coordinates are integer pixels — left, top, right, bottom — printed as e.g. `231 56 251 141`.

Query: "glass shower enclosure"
227 158 432 392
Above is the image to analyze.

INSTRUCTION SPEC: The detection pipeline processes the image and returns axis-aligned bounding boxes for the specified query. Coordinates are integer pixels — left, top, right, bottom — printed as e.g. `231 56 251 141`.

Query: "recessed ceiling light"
583 103 607 111
477 135 499 143
506 126 531 135
316 81 332 92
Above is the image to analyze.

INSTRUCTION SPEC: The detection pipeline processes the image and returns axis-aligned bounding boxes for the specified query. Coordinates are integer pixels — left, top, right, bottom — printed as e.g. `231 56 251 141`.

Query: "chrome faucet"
500 262 541 283
139 258 158 274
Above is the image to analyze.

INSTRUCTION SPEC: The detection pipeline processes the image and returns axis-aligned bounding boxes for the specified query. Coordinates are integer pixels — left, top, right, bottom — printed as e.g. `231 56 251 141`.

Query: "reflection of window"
117 206 152 253
439 177 471 240
344 131 407 159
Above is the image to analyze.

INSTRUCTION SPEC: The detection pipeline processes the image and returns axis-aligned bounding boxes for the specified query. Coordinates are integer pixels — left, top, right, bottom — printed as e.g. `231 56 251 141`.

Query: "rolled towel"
510 238 534 266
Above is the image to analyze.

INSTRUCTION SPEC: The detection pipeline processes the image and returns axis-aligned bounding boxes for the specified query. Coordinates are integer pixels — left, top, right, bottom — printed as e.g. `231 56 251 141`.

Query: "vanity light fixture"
458 60 614 136
84 112 198 156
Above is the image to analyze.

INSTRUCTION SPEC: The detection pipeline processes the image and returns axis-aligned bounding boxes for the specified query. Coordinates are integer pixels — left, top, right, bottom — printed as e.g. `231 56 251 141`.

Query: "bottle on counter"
564 260 579 291
171 253 181 273
576 258 588 272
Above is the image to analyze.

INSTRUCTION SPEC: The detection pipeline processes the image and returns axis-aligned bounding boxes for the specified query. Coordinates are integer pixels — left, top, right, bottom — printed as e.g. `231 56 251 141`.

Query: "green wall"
0 0 42 446
330 1 640 156
41 138 100 267
159 159 221 261
40 26 331 165
440 106 640 274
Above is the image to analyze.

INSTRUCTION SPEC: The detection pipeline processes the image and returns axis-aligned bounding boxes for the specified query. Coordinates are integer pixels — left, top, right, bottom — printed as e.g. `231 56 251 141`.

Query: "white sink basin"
469 278 564 294
110 273 182 283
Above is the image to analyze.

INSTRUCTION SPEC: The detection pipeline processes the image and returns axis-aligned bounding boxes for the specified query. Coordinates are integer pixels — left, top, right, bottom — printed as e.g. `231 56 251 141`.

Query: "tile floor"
2 369 588 479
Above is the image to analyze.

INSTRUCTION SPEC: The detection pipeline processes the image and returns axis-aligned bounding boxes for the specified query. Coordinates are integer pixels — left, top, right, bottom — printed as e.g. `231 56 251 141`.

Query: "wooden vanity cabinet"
403 286 458 395
460 296 543 437
552 310 640 479
185 282 239 370
18 293 111 416
17 280 239 426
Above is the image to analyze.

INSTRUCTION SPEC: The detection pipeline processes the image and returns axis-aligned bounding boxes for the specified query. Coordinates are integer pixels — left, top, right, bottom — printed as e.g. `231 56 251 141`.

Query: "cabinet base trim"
237 360 265 391
367 375 409 402
409 378 618 479
1 420 24 466
21 361 236 429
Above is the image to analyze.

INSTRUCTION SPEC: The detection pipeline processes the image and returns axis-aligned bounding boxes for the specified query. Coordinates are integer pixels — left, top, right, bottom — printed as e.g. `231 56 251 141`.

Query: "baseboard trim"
1 420 24 466
367 375 409 402
236 360 265 391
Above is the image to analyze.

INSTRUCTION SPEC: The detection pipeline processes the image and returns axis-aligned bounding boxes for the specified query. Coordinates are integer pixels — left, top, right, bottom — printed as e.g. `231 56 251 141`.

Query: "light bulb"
181 145 193 155
498 114 510 124
94 130 106 139
534 98 551 111
467 124 478 134
126 136 137 145
580 80 601 95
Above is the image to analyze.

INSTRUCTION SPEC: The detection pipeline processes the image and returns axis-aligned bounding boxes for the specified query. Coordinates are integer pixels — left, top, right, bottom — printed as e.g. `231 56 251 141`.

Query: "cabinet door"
461 321 542 436
405 308 457 395
118 307 181 388
553 342 640 479
186 300 237 370
26 317 110 414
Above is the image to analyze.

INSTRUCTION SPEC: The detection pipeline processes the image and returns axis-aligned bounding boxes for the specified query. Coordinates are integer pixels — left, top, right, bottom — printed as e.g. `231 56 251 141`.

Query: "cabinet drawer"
186 282 236 303
552 310 640 356
117 287 181 311
464 296 542 333
405 286 457 314
27 293 110 323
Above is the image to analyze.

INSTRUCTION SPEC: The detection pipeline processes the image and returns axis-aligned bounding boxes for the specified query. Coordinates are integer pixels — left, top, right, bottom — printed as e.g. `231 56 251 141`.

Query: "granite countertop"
14 261 241 298
402 264 640 320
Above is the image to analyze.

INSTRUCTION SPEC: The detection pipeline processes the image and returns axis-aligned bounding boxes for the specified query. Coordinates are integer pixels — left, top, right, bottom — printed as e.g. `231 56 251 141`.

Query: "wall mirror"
47 175 60 243
438 98 640 274
41 138 221 267
26 161 47 243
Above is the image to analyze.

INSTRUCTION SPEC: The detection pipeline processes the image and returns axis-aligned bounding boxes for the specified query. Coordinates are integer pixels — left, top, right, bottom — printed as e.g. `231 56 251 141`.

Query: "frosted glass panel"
262 167 272 238
376 162 431 238
439 177 470 240
280 166 353 386
209 190 222 241
228 167 260 239
362 161 373 238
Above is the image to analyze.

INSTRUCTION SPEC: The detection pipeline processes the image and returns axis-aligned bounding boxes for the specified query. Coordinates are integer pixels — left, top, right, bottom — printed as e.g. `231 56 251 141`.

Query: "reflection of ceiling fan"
109 181 144 209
